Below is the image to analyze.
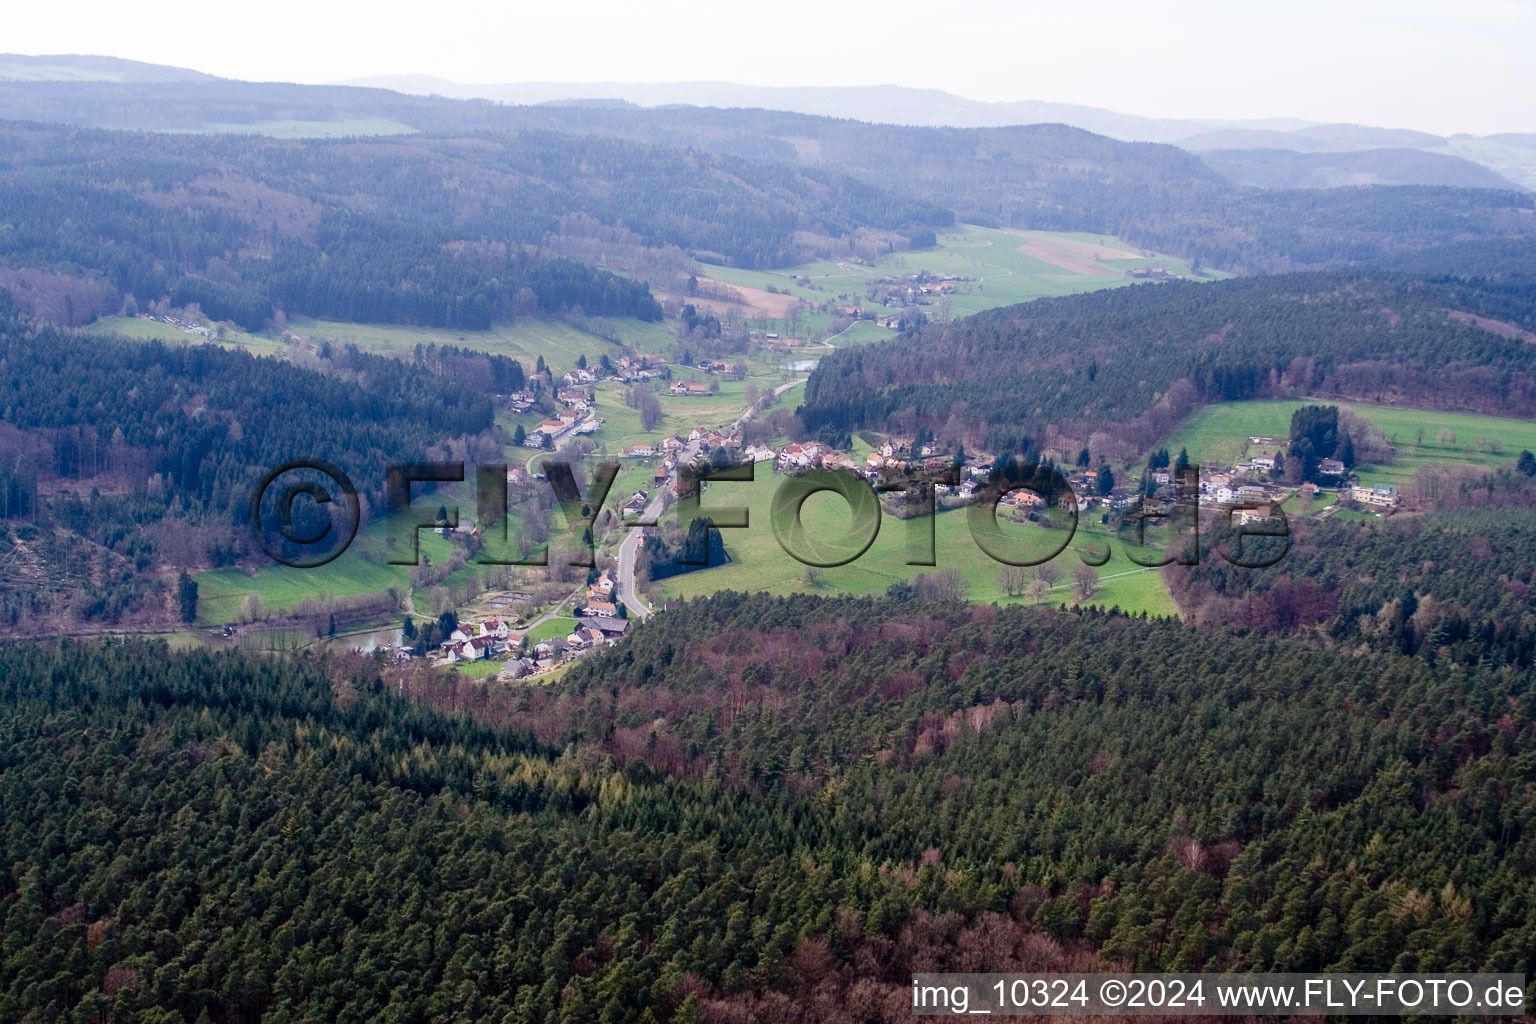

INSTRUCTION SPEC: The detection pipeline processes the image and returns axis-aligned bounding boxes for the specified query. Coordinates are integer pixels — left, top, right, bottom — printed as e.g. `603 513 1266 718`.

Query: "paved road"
616 492 667 618
615 378 805 619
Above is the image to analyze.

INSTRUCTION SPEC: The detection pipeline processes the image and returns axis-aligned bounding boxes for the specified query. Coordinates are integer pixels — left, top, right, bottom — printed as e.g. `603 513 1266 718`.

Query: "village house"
1352 483 1400 507
587 616 631 639
1318 458 1347 476
821 453 857 472
777 442 827 471
1234 504 1279 526
451 636 494 662
589 571 616 598
1002 489 1047 509
566 625 607 651
499 658 536 680
621 443 655 458
669 381 710 396
581 599 617 617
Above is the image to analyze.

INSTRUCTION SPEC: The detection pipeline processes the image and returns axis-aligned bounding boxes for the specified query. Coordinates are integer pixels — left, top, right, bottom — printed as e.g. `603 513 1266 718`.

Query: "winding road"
615 378 804 619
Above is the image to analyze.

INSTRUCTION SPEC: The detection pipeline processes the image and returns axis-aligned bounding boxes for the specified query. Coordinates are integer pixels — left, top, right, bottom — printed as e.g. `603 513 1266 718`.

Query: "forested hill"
0 305 512 627
0 301 497 530
2 81 1533 275
1171 505 1536 665
3 596 1532 1020
511 107 1536 272
0 121 948 329
799 269 1536 457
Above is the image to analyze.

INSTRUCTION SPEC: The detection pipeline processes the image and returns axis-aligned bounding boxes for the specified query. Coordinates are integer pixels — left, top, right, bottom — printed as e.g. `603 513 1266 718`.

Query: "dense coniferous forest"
799 269 1536 456
1 594 1532 1021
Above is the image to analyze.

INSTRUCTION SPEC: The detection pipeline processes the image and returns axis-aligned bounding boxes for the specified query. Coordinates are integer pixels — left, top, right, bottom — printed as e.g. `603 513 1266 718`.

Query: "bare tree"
1025 578 1052 605
998 564 1033 597
915 568 968 603
1037 562 1062 586
1071 563 1099 604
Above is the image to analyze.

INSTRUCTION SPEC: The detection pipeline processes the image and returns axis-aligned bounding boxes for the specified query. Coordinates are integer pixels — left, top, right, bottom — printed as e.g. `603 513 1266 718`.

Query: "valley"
0 36 1534 1023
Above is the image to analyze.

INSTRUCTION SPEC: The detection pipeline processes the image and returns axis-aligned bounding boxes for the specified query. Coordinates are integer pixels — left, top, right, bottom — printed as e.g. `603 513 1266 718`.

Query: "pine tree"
177 571 198 623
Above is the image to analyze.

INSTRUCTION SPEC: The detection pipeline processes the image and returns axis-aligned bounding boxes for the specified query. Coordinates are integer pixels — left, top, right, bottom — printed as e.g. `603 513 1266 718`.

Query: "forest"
0 304 499 624
1 593 1531 1021
2 83 1533 278
0 120 950 329
799 268 1536 457
1169 500 1536 666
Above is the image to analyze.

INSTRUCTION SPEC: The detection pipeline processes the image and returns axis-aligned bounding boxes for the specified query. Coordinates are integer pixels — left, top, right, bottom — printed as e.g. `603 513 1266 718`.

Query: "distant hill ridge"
0 53 218 83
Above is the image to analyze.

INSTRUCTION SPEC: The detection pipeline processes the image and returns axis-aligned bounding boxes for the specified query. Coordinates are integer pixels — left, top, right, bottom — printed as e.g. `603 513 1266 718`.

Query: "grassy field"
289 316 672 372
87 316 286 356
525 616 580 643
196 497 517 625
655 473 1179 616
699 225 1218 338
1155 399 1536 486
88 315 677 375
450 659 507 679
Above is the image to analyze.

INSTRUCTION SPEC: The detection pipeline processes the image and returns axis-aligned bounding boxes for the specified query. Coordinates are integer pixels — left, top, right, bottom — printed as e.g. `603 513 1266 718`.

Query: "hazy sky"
10 0 1536 134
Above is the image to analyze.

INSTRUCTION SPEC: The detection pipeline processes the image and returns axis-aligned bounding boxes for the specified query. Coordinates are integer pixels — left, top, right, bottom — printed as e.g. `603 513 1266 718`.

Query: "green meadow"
525 616 581 644
290 316 674 369
655 472 1179 616
702 224 1217 336
196 500 521 625
1155 399 1536 486
87 316 286 356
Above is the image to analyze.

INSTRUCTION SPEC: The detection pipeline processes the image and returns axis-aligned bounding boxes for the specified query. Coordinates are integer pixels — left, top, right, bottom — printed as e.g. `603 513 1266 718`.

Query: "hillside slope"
1 81 1532 274
800 269 1536 456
